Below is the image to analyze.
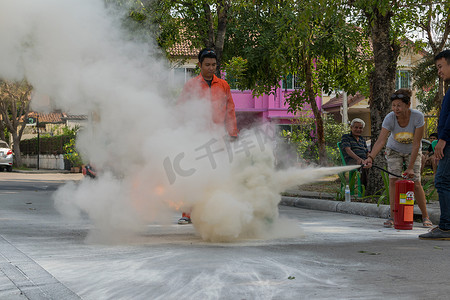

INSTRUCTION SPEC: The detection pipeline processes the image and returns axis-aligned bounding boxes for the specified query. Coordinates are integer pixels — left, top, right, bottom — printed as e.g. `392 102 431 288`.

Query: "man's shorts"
385 148 422 181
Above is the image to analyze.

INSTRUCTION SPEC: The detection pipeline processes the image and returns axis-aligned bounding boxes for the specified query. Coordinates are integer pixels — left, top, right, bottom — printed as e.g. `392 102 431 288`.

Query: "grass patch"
13 166 33 171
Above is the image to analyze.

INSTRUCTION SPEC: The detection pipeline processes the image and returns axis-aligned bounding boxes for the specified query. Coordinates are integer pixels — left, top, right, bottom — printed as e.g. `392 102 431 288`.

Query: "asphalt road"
0 172 449 300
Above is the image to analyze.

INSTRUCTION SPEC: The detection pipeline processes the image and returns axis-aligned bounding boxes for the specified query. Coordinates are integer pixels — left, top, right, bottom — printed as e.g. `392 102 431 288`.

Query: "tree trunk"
11 133 22 167
438 81 450 116
365 8 400 195
305 56 327 165
201 1 229 78
0 80 32 167
203 3 215 48
214 0 229 77
0 121 5 141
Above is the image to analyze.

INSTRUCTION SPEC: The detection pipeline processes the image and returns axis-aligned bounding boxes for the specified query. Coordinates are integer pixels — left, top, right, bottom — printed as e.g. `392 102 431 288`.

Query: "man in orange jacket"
178 48 238 224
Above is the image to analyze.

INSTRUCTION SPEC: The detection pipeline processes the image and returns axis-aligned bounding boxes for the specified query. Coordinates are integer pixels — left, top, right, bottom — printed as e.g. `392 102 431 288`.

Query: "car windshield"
0 142 9 148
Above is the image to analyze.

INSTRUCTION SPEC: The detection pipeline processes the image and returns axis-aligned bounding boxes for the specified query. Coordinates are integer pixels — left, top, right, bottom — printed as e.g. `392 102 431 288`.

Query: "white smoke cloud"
0 0 357 243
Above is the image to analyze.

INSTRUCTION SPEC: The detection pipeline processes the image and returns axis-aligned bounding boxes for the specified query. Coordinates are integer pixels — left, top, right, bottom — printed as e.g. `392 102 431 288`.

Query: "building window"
282 74 301 90
395 70 411 90
174 67 196 83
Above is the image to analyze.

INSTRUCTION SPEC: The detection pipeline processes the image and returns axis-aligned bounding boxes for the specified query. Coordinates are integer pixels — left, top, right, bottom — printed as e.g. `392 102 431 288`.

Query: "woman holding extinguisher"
363 89 433 228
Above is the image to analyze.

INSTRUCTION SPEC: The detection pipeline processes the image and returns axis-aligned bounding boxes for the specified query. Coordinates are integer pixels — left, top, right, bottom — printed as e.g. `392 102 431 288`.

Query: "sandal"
383 218 394 228
423 217 433 228
178 217 192 225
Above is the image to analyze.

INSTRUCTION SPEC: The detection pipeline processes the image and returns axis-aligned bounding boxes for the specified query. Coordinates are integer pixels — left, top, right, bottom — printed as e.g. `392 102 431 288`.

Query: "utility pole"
37 115 40 170
342 92 348 125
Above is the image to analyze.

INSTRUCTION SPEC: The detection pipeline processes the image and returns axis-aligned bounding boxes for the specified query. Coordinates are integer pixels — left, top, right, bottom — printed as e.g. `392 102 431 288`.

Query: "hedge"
20 135 73 155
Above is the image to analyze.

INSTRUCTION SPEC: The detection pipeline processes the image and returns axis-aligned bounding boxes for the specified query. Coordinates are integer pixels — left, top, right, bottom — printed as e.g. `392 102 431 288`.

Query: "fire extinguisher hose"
360 164 405 179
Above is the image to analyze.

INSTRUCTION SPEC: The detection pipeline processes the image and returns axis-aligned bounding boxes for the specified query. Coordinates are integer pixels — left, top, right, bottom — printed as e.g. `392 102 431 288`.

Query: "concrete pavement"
0 172 447 299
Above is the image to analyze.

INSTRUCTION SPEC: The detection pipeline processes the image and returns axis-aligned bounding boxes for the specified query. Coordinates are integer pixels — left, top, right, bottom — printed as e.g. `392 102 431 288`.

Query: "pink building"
169 46 321 130
232 86 322 130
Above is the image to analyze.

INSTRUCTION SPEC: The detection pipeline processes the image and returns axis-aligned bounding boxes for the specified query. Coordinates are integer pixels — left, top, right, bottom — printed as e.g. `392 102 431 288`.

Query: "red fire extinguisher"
394 179 415 230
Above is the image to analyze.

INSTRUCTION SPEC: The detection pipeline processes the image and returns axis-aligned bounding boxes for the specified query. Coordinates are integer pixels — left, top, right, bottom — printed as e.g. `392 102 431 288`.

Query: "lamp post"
37 115 40 170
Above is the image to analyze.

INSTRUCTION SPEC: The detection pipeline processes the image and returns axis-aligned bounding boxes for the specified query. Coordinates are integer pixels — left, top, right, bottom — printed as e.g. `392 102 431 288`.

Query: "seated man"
421 133 438 174
341 118 369 186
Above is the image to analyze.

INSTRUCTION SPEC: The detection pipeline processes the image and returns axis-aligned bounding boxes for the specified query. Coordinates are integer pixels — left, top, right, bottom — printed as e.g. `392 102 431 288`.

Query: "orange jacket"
181 74 238 137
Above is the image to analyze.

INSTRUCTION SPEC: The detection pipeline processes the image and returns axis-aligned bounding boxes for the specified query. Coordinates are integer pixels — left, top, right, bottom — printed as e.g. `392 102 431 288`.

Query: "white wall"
21 154 65 170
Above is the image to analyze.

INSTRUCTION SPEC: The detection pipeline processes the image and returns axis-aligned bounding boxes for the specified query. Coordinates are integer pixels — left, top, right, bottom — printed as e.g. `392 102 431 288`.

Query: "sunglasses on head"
390 93 409 100
200 50 216 58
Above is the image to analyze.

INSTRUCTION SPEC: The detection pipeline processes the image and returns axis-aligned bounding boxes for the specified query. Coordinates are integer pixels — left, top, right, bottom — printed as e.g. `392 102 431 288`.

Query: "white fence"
21 154 66 170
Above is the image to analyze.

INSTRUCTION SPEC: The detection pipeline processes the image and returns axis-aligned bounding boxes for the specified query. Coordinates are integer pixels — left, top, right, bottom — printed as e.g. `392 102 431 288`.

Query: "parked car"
0 140 13 172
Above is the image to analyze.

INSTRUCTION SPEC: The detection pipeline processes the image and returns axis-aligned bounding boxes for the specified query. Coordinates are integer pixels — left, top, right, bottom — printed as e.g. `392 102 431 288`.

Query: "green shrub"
282 115 347 165
63 137 83 167
20 126 77 155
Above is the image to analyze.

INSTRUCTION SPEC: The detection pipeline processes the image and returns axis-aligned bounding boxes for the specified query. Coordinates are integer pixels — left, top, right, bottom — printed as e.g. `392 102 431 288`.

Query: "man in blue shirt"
420 50 450 240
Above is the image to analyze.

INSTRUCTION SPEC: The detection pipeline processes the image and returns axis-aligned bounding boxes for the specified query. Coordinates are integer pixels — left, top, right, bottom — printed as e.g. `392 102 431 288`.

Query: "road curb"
12 169 71 174
281 196 390 219
280 196 441 225
284 189 335 200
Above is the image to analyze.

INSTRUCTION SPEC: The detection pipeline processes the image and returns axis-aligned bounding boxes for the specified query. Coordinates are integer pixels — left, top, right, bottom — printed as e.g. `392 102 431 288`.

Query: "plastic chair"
337 141 363 197
432 140 438 151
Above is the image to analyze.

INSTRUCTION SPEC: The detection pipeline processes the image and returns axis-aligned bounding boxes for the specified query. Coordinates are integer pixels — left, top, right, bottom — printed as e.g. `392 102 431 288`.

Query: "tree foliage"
283 115 347 166
108 0 234 75
223 56 248 90
118 0 371 166
409 2 450 113
0 80 33 167
108 0 447 186
344 0 450 194
344 0 415 194
224 0 371 165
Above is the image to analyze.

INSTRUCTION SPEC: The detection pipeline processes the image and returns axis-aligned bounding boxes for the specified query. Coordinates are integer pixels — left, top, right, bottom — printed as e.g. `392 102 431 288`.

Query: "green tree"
225 0 370 165
285 115 347 165
109 0 233 76
114 0 365 167
0 80 33 167
64 137 83 168
223 56 248 90
410 2 450 113
345 0 422 194
0 115 5 142
345 0 450 194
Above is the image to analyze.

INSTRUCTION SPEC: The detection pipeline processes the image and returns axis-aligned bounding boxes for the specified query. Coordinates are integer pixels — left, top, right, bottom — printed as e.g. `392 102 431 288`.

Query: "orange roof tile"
61 114 87 121
168 39 199 57
322 93 366 111
26 112 65 124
